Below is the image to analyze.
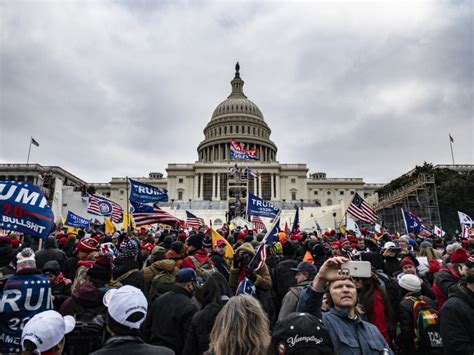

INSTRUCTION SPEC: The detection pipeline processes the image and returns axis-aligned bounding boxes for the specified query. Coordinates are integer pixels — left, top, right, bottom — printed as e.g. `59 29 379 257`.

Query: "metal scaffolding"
374 173 442 233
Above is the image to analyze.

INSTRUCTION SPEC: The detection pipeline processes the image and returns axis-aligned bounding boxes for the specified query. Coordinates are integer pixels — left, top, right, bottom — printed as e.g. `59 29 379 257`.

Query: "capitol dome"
197 63 277 163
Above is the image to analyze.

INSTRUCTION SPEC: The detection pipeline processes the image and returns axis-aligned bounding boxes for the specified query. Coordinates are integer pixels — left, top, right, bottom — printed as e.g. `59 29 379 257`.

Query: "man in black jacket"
440 256 474 355
209 239 230 280
143 268 199 355
35 236 67 270
92 285 173 355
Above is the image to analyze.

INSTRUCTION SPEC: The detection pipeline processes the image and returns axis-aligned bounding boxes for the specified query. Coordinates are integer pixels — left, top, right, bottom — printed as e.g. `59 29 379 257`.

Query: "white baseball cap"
21 310 75 352
103 285 148 329
383 242 397 250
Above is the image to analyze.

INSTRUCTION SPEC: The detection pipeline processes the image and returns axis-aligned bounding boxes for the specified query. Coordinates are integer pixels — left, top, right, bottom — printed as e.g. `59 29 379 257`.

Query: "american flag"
131 202 182 229
235 213 280 296
87 195 123 223
347 193 378 224
251 215 266 231
186 210 204 229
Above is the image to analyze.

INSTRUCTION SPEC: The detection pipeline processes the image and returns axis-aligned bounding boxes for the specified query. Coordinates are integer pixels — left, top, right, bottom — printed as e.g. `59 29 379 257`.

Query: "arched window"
236 126 239 134
230 126 233 134
326 199 333 206
224 126 227 134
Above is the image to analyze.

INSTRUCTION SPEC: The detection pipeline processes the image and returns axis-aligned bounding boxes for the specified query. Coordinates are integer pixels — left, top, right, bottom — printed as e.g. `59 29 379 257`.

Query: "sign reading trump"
246 193 280 219
0 181 54 240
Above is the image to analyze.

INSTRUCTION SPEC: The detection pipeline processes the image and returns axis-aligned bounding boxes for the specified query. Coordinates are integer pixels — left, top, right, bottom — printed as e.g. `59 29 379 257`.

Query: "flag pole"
449 134 455 165
26 137 32 164
126 176 131 233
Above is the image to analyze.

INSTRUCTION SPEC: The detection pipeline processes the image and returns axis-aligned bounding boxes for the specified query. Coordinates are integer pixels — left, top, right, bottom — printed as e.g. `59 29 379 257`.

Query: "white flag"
458 211 474 226
433 225 445 237
346 215 361 237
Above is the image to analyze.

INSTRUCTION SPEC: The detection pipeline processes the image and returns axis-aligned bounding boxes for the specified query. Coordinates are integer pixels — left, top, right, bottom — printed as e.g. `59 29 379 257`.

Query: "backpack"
106 268 139 289
189 256 217 280
63 304 106 355
407 296 443 352
273 259 298 300
148 271 175 304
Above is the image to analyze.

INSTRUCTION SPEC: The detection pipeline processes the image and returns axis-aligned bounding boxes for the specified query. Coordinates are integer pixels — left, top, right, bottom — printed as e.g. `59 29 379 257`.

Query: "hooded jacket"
112 257 144 291
142 259 176 292
440 283 474 355
42 260 71 310
181 249 212 270
35 236 67 270
59 281 107 316
229 242 272 290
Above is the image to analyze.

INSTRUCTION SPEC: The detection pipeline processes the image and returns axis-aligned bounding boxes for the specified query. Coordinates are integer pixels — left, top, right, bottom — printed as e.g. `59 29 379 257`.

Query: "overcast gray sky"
1 0 472 184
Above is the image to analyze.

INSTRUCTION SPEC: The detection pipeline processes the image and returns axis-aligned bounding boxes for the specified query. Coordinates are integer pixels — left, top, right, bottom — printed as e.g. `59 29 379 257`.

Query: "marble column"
258 175 262 198
212 173 216 200
270 173 274 200
276 174 281 200
217 173 221 200
194 175 199 199
199 174 204 200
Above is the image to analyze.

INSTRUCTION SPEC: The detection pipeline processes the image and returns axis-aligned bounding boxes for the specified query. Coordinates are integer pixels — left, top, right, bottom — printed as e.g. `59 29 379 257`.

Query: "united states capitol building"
0 64 383 228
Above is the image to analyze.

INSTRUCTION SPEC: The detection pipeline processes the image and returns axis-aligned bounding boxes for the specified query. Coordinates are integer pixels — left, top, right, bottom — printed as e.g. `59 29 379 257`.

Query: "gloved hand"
247 272 257 282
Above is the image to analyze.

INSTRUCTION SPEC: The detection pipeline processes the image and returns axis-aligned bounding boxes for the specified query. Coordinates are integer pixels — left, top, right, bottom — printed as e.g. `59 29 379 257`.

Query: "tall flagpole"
26 137 32 164
449 134 455 165
126 177 131 233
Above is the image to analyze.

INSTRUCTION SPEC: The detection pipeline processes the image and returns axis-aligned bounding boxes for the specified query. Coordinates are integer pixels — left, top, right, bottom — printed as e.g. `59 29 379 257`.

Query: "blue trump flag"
236 211 280 296
401 208 425 234
246 193 280 219
129 178 168 204
0 180 54 240
65 210 90 229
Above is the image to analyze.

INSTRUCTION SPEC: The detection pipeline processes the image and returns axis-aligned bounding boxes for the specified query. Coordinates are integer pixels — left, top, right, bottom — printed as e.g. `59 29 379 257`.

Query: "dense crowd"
0 224 473 355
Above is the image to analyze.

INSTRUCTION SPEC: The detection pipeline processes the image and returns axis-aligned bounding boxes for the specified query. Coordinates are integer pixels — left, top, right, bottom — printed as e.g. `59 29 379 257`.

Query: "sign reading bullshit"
0 180 54 240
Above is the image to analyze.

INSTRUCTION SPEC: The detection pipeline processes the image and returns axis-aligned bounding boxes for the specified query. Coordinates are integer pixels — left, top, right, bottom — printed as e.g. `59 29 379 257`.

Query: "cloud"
1 0 472 184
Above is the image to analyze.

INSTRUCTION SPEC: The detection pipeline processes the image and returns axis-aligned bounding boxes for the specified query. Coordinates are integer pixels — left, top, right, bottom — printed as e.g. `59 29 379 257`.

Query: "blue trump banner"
129 178 169 204
401 208 428 234
0 273 53 352
246 193 279 219
0 181 54 240
65 210 90 229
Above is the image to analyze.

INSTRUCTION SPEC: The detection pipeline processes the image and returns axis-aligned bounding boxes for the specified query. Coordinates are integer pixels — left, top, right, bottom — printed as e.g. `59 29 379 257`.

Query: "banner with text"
0 180 54 240
65 210 90 230
246 193 280 219
129 178 169 204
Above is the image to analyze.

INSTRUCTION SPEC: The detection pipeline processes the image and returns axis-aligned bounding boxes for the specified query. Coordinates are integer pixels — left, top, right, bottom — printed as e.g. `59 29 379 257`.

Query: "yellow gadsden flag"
105 217 116 234
211 228 234 261
121 213 134 231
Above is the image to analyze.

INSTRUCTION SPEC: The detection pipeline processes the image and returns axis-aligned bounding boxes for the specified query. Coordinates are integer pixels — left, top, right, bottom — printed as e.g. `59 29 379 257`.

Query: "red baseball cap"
214 239 226 247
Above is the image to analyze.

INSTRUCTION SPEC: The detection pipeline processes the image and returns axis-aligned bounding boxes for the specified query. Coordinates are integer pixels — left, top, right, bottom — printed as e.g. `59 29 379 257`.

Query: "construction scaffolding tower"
374 173 441 233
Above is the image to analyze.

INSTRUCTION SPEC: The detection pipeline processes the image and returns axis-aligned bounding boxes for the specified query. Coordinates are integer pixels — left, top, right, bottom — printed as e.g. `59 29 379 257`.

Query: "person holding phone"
297 257 393 354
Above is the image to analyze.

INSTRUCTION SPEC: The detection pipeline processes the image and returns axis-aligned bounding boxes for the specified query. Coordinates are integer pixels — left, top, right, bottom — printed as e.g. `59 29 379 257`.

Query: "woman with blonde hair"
207 295 271 355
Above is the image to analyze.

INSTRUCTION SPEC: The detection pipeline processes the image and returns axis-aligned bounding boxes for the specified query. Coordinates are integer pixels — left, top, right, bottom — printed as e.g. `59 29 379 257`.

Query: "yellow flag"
211 228 234 260
105 217 116 234
121 213 133 230
340 225 347 235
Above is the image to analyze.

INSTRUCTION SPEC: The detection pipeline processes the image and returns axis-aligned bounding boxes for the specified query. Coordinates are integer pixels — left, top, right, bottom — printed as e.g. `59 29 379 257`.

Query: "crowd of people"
0 222 473 355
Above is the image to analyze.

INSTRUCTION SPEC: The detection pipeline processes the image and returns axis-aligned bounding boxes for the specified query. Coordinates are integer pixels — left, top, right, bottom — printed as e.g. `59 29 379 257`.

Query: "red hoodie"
181 249 213 270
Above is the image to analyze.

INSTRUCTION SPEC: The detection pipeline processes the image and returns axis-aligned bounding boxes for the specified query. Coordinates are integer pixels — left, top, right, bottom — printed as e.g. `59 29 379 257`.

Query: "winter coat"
209 251 230 281
398 291 437 355
182 302 224 355
43 260 72 310
35 237 67 270
272 257 299 301
63 255 79 281
440 283 474 355
229 242 272 291
181 249 212 270
433 265 461 309
143 285 198 355
278 280 311 321
91 336 174 355
365 288 391 346
383 256 402 277
142 259 176 293
296 286 393 355
59 281 107 316
112 257 144 291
